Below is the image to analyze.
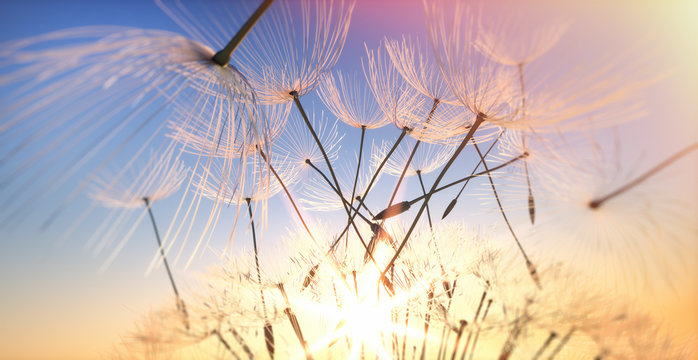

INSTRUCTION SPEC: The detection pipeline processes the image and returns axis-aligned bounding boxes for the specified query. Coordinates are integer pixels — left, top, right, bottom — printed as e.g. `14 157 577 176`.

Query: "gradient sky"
1 0 697 359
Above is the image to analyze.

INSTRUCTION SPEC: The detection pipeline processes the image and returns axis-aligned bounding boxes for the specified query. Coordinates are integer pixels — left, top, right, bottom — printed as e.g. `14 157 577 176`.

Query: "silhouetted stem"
305 160 372 225
473 142 540 289
334 128 409 244
143 197 189 329
416 170 432 229
589 142 698 209
356 196 376 219
460 287 488 360
498 313 529 360
420 283 436 360
379 115 484 282
278 283 313 360
516 63 536 225
245 198 270 329
292 92 366 253
442 131 504 220
305 160 387 277
346 125 367 250
450 320 468 360
229 326 254 359
546 328 575 360
402 308 410 360
212 0 275 66
375 152 528 221
212 330 239 359
531 331 557 360
467 299 493 360
437 326 448 360
387 98 439 209
258 147 315 241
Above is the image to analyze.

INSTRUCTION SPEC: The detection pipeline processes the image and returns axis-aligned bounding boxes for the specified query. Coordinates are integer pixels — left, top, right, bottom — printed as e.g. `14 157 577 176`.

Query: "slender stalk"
291 92 348 212
498 314 529 360
305 160 372 226
450 320 468 360
531 331 557 360
229 325 254 360
374 152 528 221
356 196 376 219
386 99 439 209
306 159 388 280
212 0 275 66
379 115 485 281
589 142 698 209
473 142 540 288
213 330 240 360
416 170 432 229
245 198 274 359
467 299 493 360
419 283 436 360
346 125 367 250
334 128 410 244
523 134 535 224
291 92 369 258
516 63 536 225
258 146 314 241
546 328 575 360
437 326 447 360
442 131 504 220
460 287 488 359
143 197 189 329
278 283 313 360
402 307 410 360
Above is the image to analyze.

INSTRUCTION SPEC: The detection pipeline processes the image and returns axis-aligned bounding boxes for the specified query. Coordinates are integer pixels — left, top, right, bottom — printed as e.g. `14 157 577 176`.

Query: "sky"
0 0 697 359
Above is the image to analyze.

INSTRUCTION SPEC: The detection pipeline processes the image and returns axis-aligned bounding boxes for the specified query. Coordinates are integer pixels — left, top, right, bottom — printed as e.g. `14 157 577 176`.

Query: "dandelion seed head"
384 35 458 105
234 0 355 104
90 147 188 208
474 13 570 67
274 108 343 181
168 101 290 158
528 145 695 293
318 70 389 129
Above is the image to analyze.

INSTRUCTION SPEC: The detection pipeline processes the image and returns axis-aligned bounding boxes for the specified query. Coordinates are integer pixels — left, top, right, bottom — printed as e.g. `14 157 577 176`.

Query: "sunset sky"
1 0 696 359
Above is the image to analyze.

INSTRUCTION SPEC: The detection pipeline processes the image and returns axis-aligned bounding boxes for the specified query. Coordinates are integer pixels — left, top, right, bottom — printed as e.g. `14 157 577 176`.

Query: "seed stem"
346 125 367 250
374 152 527 221
386 99 439 209
416 170 432 229
278 283 313 360
257 146 315 241
589 142 698 209
442 131 504 220
467 299 493 360
292 92 367 254
143 197 189 329
379 115 485 282
460 287 488 359
546 327 575 360
334 128 409 245
531 331 557 360
212 0 275 66
473 142 540 288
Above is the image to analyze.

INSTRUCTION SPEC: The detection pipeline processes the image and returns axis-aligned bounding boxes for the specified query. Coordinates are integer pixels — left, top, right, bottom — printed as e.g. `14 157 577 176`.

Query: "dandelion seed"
234 0 355 104
89 147 189 326
318 70 389 130
0 23 269 228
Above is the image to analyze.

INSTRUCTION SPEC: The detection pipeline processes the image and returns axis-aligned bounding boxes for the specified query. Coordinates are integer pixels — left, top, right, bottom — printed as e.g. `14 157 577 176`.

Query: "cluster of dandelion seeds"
1 0 697 359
